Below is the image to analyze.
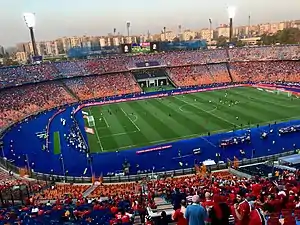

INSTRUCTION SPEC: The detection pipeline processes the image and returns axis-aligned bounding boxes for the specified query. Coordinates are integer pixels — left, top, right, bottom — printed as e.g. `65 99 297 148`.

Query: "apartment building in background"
11 19 300 62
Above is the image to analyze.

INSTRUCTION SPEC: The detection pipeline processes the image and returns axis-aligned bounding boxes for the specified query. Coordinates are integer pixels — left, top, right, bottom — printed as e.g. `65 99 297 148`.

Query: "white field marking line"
179 103 218 114
148 128 230 144
199 136 217 147
234 90 300 108
87 108 104 152
174 96 238 126
102 116 110 128
120 107 141 132
131 114 138 123
100 131 137 138
102 114 300 152
172 154 194 160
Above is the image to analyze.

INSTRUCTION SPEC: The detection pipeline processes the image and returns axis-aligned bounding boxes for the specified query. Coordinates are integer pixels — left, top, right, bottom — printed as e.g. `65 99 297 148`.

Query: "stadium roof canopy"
278 154 300 165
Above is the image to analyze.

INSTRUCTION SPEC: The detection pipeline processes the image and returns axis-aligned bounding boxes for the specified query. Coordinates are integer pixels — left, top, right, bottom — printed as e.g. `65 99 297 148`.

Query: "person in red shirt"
249 207 267 225
233 190 251 225
172 200 187 225
251 182 262 197
120 210 130 223
110 204 118 215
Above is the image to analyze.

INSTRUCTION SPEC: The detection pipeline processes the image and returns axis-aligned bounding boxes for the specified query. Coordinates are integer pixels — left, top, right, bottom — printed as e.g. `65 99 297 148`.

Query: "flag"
19 167 28 177
85 127 95 134
202 163 207 174
92 173 95 184
99 173 103 184
195 164 200 175
233 156 239 169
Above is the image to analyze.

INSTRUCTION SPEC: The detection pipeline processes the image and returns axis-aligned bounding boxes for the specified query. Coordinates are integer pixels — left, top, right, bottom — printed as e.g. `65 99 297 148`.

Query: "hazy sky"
0 0 299 47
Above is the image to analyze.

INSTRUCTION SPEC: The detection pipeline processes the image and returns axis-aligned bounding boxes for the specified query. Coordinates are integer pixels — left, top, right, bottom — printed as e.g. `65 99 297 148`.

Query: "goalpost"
87 116 95 127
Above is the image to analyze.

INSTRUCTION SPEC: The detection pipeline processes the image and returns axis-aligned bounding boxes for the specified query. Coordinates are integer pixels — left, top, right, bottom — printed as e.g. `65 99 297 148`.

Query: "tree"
173 37 180 42
261 28 300 45
216 35 228 47
231 37 245 47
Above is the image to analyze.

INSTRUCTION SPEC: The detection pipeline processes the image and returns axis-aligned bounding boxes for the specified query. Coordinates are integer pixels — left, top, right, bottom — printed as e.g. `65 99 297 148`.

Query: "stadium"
1 8 300 225
1 45 300 223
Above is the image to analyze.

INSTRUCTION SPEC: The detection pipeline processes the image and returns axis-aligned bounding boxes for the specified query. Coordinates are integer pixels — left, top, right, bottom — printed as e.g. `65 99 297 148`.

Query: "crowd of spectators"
230 61 300 83
0 45 300 90
228 45 300 62
64 73 141 101
1 45 300 130
1 168 300 224
54 61 84 78
0 82 76 128
168 64 229 87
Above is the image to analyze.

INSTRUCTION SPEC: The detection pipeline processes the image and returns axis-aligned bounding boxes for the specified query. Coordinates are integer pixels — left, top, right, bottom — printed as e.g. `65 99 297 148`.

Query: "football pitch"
83 87 300 153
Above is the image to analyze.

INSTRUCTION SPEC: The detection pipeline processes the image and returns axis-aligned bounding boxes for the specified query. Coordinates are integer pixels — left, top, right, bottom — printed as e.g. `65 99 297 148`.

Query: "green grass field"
53 131 61 155
83 87 300 153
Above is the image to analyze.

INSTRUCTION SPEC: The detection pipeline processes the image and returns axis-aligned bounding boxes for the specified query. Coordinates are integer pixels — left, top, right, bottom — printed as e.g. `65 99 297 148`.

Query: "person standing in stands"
232 190 251 225
209 195 231 225
172 188 185 210
172 200 187 225
184 195 207 225
159 211 169 225
249 202 267 225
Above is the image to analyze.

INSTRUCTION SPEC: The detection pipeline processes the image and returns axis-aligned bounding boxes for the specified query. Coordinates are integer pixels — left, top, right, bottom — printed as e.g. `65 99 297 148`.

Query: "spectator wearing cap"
232 190 251 225
172 200 187 225
184 195 207 225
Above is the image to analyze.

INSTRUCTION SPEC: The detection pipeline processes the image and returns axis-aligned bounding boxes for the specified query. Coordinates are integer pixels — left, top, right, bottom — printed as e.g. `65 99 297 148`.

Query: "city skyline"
0 0 300 47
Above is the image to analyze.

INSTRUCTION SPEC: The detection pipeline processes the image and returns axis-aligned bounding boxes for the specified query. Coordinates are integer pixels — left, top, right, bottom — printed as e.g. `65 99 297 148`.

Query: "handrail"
0 150 295 184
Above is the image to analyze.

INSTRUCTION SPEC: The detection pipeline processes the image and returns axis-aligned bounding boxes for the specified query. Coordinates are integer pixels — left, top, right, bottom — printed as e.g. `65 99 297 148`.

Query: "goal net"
276 90 292 97
87 116 95 127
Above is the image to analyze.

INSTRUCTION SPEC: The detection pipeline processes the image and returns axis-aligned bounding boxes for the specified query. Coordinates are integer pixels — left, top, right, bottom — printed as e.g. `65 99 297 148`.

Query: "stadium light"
227 6 236 19
23 12 38 56
23 13 36 28
126 21 131 41
209 18 212 45
227 6 236 43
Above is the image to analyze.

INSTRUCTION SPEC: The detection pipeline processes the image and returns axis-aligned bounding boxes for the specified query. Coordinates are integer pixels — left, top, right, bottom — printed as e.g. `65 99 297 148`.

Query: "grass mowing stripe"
93 105 121 151
132 100 179 140
123 101 163 142
120 107 141 131
174 95 238 127
228 89 300 118
53 131 61 155
202 91 271 124
87 108 104 152
143 98 196 136
83 87 300 153
150 98 210 134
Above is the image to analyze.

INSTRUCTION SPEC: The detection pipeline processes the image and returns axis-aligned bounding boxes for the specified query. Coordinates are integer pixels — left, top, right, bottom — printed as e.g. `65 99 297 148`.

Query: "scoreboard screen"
131 42 151 53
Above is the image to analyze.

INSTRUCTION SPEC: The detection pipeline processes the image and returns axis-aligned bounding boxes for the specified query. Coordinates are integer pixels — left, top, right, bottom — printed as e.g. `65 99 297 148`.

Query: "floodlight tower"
227 6 236 43
209 18 212 45
23 13 38 56
126 21 131 40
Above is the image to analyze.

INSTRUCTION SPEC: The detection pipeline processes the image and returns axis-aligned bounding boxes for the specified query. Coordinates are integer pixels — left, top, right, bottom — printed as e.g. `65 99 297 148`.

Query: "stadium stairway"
226 63 234 82
61 81 81 101
165 70 178 88
82 184 98 198
206 64 217 83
